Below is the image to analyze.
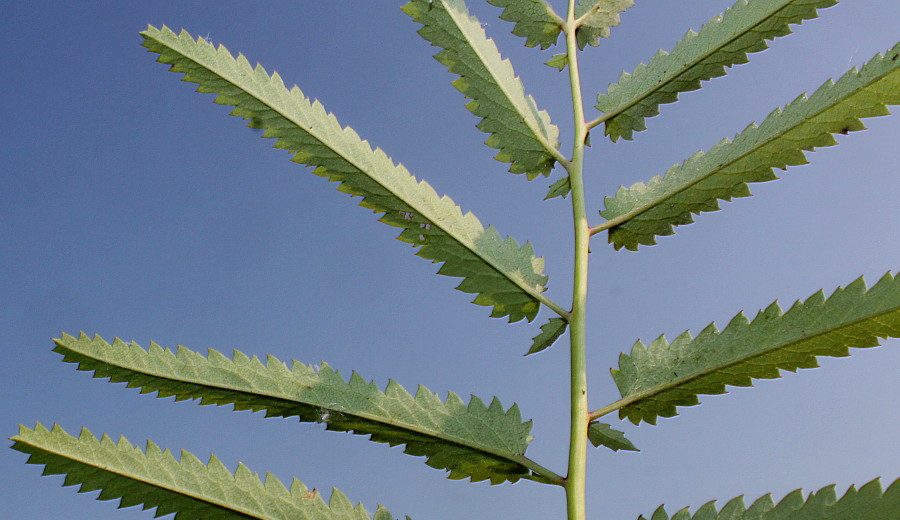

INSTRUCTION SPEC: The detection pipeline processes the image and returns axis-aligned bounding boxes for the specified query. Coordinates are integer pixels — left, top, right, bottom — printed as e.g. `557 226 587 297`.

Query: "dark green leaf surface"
142 25 552 322
596 0 838 142
639 477 900 520
612 273 900 424
11 423 397 520
54 333 537 484
487 0 563 49
601 42 900 250
403 0 562 179
587 422 638 452
545 176 572 199
526 317 568 355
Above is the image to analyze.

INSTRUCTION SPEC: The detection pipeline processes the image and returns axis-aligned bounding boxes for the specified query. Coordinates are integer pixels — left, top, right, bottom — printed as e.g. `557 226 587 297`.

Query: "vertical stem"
564 3 590 520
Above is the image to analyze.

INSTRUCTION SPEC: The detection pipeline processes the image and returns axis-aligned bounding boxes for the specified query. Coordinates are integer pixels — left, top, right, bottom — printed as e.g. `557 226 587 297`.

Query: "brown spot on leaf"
305 488 318 499
838 126 851 135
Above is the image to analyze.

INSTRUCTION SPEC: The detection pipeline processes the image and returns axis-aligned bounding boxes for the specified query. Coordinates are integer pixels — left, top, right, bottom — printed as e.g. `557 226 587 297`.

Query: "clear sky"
2 1 898 519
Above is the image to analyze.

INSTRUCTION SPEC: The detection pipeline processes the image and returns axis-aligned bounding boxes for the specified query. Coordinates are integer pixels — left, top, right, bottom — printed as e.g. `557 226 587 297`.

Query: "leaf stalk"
564 2 590 519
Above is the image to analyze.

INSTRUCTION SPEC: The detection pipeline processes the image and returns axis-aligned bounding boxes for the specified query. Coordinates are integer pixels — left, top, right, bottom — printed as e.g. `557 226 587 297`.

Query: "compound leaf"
601 42 900 250
403 0 562 179
53 332 541 485
595 0 838 142
526 317 568 355
142 25 553 322
575 0 635 49
640 477 900 520
587 422 638 452
10 423 397 520
487 0 563 49
611 272 900 425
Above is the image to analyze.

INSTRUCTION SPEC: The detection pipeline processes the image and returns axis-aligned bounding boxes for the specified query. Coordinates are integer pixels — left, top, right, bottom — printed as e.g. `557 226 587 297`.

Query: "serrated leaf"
545 176 572 199
587 422 638 452
10 423 396 520
526 317 568 355
611 272 900 425
575 0 635 49
54 332 540 484
596 0 838 142
640 477 900 520
403 0 562 179
487 0 563 49
601 42 900 250
545 52 568 71
142 25 553 322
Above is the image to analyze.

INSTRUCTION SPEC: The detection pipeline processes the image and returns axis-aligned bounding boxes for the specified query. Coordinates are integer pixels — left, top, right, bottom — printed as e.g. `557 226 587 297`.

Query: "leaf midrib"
617 303 898 415
597 0 798 124
601 58 895 231
147 28 551 312
71 344 530 470
16 438 264 519
441 0 564 165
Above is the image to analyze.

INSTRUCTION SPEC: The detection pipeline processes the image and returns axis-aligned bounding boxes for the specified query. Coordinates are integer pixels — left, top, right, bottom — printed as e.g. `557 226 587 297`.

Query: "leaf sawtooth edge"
52 332 545 485
639 476 900 520
486 0 563 50
10 422 398 520
403 0 563 179
609 271 900 425
600 40 900 250
141 25 555 323
595 0 839 142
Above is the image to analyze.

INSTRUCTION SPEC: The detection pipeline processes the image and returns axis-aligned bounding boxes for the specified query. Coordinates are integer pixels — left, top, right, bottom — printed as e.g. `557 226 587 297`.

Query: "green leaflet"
545 176 571 199
587 422 638 452
486 0 631 51
10 423 396 520
402 0 562 179
595 0 838 142
526 317 568 355
640 477 900 520
487 0 563 49
142 25 553 323
54 332 540 484
611 272 900 425
601 42 900 251
575 0 635 49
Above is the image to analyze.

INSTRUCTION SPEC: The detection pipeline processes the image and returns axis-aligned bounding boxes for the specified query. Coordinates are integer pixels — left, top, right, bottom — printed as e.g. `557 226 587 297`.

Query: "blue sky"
2 1 898 519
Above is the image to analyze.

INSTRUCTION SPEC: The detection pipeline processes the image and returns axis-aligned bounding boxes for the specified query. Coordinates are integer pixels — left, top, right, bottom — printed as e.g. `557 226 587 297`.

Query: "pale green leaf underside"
602 42 900 250
142 25 550 323
596 0 837 142
54 332 535 484
642 477 899 520
487 0 563 50
587 422 638 452
526 317 568 355
402 0 562 179
612 272 900 425
575 0 635 49
11 423 395 520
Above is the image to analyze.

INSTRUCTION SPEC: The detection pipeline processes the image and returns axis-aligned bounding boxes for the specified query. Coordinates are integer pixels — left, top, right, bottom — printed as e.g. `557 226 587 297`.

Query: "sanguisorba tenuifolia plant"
10 1 900 519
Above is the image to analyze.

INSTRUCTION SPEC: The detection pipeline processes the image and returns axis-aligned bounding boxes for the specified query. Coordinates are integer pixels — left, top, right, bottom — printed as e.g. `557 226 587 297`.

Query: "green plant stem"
564 3 590 520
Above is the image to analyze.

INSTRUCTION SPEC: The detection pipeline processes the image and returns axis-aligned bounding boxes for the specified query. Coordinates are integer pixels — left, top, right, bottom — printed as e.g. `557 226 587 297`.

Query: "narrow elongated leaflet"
596 0 838 142
601 42 900 250
11 423 397 520
142 25 555 322
611 273 900 425
403 0 562 179
53 333 541 484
